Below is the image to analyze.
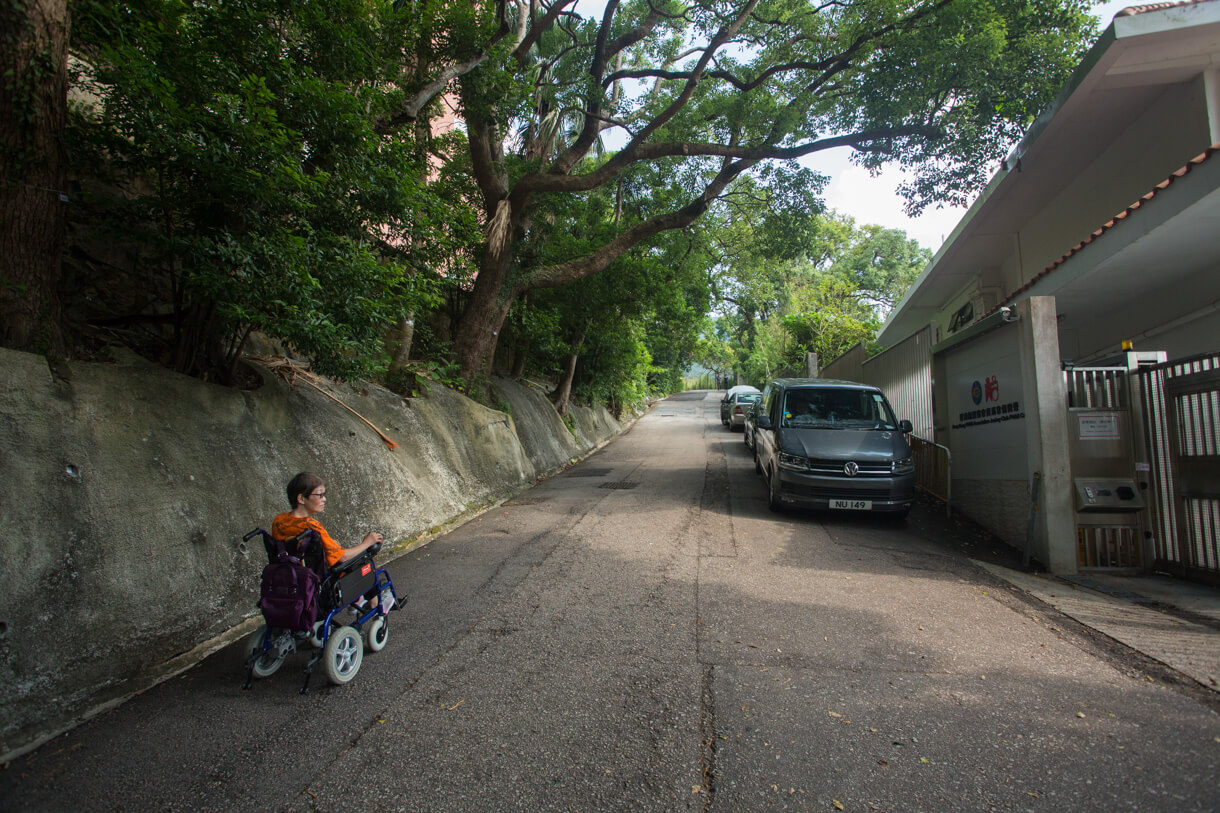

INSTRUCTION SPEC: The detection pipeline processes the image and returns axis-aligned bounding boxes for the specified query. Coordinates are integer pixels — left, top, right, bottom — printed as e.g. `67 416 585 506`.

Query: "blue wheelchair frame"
242 528 405 693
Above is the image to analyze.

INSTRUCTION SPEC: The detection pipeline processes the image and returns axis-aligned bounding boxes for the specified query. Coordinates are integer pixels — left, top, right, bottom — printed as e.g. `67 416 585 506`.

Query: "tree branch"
378 0 517 132
516 156 757 293
516 124 941 198
513 0 575 64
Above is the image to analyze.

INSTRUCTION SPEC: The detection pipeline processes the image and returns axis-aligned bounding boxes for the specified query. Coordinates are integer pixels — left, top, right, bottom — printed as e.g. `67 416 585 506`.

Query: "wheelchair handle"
243 528 266 543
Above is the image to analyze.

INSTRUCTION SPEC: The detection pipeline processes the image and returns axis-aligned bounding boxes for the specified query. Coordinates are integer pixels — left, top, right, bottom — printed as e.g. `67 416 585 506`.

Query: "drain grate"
599 481 639 490
569 468 613 478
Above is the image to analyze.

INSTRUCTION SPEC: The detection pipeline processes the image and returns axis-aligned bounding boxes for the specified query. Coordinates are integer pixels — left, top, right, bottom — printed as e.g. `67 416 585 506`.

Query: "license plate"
830 499 872 510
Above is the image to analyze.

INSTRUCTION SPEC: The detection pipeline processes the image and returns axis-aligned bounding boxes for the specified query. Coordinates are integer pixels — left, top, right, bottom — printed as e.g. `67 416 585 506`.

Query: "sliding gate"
1140 353 1220 584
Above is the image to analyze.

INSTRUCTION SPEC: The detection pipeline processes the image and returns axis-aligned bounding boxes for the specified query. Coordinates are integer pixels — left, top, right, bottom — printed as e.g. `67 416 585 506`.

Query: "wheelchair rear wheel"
365 615 388 652
245 626 285 679
322 625 363 684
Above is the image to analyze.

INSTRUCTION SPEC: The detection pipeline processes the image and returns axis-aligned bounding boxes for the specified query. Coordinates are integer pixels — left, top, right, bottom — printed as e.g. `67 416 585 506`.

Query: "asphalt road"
4 391 1218 811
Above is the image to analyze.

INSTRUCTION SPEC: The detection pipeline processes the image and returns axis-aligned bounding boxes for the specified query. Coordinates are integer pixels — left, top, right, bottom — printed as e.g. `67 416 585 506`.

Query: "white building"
823 0 1220 582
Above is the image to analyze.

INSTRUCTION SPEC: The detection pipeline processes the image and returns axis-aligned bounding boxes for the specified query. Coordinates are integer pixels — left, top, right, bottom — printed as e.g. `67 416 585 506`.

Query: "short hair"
286 472 324 508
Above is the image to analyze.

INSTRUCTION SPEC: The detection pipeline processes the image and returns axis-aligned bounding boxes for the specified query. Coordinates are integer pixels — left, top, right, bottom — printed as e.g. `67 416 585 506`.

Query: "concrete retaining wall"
0 349 627 761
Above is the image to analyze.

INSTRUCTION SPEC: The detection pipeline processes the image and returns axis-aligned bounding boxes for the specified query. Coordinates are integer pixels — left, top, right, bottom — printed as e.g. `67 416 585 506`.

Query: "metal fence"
1139 353 1220 583
1064 366 1127 409
910 434 951 516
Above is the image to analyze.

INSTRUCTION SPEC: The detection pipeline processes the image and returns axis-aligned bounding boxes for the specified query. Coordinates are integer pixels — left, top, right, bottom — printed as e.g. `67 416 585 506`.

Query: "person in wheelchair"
244 472 403 690
273 472 386 614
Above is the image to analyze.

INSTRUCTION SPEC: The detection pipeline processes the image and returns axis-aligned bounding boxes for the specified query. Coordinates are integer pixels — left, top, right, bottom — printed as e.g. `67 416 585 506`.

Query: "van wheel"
767 467 784 513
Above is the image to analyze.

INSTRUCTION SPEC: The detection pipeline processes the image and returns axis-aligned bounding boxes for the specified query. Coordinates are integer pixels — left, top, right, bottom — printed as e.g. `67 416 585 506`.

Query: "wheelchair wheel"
365 615 388 653
245 626 285 679
322 625 363 685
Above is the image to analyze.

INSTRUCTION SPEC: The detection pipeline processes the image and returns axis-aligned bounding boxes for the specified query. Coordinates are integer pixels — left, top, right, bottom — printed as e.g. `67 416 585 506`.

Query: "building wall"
819 342 865 383
862 326 935 439
930 300 1075 568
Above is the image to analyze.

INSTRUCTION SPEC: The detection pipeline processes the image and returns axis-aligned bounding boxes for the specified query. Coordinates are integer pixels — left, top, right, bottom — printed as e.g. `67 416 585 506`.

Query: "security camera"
1000 306 1019 323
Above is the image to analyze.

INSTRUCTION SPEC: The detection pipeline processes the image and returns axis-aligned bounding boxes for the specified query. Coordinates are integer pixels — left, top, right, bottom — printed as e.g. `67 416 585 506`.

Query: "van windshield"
781 389 899 430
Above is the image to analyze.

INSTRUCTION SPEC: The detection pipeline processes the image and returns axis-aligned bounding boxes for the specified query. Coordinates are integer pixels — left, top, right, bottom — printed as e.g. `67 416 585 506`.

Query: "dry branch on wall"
249 356 399 450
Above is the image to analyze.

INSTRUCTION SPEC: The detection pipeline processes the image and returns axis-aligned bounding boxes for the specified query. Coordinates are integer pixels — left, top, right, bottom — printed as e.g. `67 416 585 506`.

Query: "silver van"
752 379 915 517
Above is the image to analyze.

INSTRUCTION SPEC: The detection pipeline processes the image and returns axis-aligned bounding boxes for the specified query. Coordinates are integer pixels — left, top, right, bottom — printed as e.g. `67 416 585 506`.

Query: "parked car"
752 378 915 517
744 397 762 450
719 385 760 427
730 392 762 433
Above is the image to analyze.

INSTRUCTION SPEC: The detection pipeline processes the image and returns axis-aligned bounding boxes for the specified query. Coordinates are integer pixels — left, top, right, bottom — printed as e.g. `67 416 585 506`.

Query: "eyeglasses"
309 491 327 499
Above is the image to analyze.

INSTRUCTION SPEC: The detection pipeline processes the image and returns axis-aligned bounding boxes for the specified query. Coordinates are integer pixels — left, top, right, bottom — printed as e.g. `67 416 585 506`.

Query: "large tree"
430 0 1094 385
0 0 70 352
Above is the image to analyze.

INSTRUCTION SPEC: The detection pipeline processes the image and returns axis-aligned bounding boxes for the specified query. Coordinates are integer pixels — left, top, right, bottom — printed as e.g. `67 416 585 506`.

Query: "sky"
814 0 1138 250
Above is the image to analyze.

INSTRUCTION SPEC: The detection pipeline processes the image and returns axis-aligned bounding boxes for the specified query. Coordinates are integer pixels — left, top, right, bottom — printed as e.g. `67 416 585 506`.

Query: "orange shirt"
271 513 345 568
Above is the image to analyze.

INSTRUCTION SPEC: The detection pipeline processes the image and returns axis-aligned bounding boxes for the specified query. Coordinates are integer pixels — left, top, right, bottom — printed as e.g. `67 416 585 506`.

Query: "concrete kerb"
0 397 652 767
971 560 1220 698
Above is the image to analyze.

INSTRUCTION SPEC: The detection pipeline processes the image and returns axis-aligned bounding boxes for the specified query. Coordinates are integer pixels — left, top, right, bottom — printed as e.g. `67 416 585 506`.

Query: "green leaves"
67 0 473 381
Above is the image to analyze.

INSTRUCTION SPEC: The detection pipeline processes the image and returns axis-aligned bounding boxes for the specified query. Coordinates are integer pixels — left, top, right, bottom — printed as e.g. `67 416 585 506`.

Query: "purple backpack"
258 534 321 631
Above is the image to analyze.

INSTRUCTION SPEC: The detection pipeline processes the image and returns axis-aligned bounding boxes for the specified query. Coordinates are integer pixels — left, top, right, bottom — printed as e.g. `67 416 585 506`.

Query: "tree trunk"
551 351 578 417
453 251 515 385
386 314 416 375
0 0 69 352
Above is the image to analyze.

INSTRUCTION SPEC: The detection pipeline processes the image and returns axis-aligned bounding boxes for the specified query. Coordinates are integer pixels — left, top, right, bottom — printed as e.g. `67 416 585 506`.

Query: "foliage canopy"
2 0 1100 412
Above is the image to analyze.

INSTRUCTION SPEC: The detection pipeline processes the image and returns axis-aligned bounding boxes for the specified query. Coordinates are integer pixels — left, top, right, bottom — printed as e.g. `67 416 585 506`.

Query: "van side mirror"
756 414 772 430
899 419 913 434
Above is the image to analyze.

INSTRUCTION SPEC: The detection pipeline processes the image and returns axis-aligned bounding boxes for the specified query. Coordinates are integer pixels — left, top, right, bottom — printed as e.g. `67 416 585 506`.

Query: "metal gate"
1139 353 1220 584
1064 366 1145 569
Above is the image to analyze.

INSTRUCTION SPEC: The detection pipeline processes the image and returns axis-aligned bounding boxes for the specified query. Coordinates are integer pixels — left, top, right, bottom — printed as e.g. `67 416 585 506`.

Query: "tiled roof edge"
986 143 1220 317
1116 0 1218 16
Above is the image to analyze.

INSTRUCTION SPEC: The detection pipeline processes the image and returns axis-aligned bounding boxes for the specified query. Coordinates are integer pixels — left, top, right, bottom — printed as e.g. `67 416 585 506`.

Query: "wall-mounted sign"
1077 412 1120 440
945 325 1027 480
953 371 1024 430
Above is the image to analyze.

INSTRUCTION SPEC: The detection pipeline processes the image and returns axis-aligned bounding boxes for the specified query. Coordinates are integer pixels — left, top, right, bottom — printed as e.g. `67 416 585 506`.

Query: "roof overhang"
877 0 1220 346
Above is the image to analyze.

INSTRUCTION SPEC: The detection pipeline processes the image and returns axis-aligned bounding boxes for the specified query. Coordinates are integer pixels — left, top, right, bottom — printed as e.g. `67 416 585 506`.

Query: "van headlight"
779 452 809 471
892 457 914 475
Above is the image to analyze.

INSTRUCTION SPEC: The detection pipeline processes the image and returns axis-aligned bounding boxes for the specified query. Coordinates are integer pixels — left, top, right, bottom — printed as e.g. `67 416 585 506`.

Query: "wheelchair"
241 528 406 693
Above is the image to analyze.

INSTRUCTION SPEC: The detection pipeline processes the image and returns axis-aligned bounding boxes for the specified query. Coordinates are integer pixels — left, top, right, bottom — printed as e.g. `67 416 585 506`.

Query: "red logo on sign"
984 375 999 402
361 563 372 576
